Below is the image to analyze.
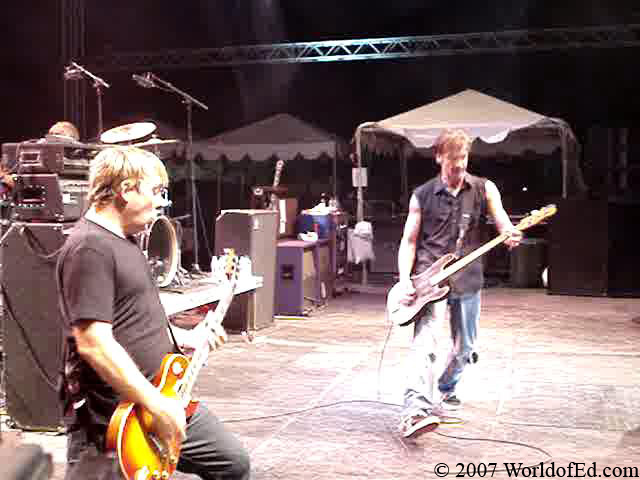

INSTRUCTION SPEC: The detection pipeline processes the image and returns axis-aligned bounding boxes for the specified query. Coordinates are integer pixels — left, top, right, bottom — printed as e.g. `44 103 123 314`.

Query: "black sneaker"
440 393 462 411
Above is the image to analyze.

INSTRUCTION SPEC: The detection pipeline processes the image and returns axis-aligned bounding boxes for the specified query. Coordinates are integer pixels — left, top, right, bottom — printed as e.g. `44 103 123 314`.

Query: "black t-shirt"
413 174 488 296
57 218 174 428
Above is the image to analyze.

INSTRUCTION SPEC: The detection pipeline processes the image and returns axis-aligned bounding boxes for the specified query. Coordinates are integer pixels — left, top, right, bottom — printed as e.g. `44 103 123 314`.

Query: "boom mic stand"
63 61 110 137
141 73 209 273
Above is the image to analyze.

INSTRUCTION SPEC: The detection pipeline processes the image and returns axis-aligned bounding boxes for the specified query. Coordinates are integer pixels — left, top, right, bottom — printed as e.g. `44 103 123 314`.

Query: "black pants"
65 403 250 480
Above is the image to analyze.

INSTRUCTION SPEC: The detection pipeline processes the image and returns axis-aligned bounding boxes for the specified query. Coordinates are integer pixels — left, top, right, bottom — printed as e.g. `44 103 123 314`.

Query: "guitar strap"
455 183 479 256
167 320 186 355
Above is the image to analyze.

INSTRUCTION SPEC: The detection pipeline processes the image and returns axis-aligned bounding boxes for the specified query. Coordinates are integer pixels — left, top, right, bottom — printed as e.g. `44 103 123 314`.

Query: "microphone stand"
66 61 110 137
146 73 209 273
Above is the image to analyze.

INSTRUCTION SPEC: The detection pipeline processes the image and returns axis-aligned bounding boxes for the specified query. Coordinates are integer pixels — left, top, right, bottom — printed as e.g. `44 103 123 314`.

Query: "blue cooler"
296 213 334 239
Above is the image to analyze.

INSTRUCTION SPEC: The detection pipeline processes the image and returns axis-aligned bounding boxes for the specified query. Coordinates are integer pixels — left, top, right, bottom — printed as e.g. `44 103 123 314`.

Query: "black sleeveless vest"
413 173 488 296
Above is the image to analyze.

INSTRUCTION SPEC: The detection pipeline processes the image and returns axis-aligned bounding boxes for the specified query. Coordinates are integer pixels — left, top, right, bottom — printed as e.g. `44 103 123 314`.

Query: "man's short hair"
434 129 473 163
88 146 169 207
47 121 80 141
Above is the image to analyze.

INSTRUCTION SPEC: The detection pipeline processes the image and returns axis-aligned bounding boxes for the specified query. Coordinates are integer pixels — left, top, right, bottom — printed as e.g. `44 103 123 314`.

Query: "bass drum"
139 215 179 288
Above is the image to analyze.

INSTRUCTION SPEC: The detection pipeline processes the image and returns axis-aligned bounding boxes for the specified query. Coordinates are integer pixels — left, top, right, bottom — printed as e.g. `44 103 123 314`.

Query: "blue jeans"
438 291 481 395
404 290 481 409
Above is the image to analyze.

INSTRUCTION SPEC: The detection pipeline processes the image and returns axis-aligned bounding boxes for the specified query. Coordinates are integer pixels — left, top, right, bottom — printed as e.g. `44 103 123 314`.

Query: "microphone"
64 66 82 80
132 73 155 88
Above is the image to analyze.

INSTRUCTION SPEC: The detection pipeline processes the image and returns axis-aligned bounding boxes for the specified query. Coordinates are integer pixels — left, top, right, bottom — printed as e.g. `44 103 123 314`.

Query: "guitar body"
106 354 197 480
387 253 456 327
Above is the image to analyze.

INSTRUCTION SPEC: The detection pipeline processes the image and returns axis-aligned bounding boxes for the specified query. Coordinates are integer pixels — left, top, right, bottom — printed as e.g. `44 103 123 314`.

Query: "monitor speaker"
1 222 74 430
548 199 639 297
214 210 278 331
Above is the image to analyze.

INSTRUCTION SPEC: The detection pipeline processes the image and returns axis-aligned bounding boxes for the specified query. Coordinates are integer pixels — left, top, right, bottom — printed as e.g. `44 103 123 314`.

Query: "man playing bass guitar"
56 146 250 479
397 129 521 438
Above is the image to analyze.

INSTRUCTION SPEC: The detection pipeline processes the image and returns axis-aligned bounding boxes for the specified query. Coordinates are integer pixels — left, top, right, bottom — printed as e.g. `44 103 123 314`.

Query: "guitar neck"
177 286 234 404
272 161 284 188
426 204 557 287
429 232 509 286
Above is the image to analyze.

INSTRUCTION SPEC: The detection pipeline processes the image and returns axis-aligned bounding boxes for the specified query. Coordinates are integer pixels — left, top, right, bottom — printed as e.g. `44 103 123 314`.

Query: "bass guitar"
387 205 557 327
106 249 238 480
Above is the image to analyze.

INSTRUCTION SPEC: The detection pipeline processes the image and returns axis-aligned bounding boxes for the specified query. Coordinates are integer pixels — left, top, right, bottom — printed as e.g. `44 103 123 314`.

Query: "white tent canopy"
355 89 585 220
194 113 345 197
194 113 341 162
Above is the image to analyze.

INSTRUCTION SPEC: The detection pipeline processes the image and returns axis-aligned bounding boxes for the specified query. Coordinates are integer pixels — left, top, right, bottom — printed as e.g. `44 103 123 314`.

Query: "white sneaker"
399 408 440 438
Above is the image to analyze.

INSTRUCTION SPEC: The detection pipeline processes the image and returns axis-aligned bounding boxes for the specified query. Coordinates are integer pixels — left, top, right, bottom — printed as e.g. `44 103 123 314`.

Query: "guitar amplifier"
549 199 640 297
12 174 89 222
215 210 278 331
275 239 331 315
1 222 74 430
2 141 93 176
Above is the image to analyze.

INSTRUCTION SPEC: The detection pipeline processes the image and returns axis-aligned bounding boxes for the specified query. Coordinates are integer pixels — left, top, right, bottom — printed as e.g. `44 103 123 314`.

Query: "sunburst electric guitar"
106 249 239 480
387 205 557 327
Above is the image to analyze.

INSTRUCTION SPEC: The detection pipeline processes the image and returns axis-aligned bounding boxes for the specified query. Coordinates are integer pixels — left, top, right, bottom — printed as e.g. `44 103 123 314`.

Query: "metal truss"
62 0 88 138
83 24 640 72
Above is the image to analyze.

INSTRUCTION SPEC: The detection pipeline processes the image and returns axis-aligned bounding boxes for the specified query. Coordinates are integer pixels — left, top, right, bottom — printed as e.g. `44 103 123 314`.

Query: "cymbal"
100 122 157 144
133 138 181 148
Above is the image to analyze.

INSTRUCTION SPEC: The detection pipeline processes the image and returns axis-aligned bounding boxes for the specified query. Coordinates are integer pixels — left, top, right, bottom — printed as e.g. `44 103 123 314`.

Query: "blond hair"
48 121 80 141
434 129 473 164
88 146 169 207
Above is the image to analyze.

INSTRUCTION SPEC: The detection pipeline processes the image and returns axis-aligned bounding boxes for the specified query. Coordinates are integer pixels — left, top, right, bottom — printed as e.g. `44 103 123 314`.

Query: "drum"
138 215 179 288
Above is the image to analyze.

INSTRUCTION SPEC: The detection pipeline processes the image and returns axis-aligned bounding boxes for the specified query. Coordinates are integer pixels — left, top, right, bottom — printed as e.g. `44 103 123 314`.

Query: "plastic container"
296 213 334 239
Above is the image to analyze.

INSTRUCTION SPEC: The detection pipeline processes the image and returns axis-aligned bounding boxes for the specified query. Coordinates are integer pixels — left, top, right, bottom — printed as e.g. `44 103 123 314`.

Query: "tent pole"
333 143 338 200
216 157 222 216
355 124 367 286
561 129 568 198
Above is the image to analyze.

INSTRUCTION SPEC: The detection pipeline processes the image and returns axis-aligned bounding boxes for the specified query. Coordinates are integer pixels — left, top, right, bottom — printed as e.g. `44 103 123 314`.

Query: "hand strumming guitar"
398 277 417 306
147 393 187 460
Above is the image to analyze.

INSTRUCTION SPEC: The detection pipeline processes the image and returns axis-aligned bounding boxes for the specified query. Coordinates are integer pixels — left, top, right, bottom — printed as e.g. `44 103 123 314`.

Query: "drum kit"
100 121 183 288
99 121 182 158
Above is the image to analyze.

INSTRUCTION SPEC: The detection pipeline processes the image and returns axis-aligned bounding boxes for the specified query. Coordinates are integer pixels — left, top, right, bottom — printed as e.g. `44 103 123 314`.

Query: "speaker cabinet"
549 199 639 297
215 210 277 331
1 222 74 430
275 239 331 316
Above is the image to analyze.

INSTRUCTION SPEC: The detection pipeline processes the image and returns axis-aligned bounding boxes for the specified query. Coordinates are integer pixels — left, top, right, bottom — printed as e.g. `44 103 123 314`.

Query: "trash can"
510 238 547 288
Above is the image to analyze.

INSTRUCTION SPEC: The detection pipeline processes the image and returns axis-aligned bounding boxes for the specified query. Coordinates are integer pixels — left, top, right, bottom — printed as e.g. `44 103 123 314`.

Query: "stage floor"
4 286 640 479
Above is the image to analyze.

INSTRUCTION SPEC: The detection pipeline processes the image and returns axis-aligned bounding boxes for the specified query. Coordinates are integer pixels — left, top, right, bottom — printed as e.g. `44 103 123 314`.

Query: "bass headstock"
514 204 558 231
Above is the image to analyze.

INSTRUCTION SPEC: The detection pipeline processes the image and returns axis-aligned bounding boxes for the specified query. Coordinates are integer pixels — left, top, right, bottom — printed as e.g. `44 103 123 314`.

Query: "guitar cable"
217 309 554 469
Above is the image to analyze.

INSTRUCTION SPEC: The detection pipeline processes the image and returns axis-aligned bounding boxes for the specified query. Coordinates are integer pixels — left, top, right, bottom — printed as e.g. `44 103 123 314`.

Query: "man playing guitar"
56 146 250 479
397 129 522 438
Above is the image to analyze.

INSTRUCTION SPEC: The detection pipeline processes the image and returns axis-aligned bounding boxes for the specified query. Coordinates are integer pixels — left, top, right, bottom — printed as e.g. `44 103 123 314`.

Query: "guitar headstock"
222 248 239 285
514 204 558 231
